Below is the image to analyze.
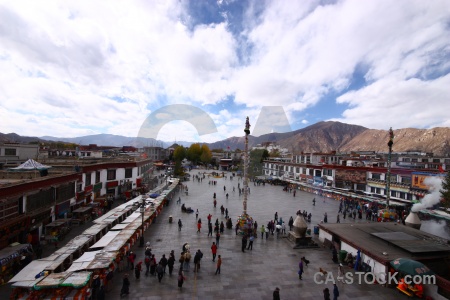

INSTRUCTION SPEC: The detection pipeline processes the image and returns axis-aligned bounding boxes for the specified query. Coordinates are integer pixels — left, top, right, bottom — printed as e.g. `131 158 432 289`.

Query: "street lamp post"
386 127 394 209
139 197 145 247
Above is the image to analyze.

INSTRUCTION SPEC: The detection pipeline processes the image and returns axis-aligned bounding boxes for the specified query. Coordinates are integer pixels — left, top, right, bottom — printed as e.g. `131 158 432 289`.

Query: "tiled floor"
105 173 409 299
2 172 414 299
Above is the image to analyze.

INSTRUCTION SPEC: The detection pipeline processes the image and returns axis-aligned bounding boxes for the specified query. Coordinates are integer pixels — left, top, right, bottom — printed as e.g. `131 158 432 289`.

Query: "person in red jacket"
211 242 217 262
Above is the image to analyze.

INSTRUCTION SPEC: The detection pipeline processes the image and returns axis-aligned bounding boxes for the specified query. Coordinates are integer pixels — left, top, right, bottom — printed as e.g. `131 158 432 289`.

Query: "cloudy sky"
1 0 449 143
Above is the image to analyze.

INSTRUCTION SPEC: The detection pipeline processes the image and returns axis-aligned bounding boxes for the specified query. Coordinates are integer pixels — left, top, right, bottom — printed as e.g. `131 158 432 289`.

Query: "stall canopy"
8 159 51 171
89 231 120 249
65 251 116 272
9 260 52 284
8 159 51 176
0 243 32 268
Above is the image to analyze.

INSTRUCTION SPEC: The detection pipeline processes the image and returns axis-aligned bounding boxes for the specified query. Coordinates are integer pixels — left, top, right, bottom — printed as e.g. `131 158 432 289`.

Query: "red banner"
84 185 93 193
106 181 118 188
136 178 142 187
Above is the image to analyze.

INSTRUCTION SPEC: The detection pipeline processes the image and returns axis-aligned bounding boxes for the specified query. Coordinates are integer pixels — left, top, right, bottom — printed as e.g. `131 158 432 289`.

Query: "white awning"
121 212 142 223
89 231 120 249
9 260 52 283
111 223 129 231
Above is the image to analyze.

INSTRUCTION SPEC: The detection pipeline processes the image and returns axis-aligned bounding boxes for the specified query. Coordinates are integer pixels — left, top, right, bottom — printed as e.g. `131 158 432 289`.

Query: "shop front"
106 181 118 197
55 200 71 220
93 182 102 199
28 209 52 245
0 217 29 249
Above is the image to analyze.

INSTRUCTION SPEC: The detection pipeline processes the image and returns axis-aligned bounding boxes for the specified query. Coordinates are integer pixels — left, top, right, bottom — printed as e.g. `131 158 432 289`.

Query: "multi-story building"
263 151 446 204
0 154 154 250
0 143 39 168
143 146 167 161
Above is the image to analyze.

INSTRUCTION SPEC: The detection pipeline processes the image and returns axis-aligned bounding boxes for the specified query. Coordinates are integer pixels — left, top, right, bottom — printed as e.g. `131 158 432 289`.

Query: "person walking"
196 209 199 219
177 268 185 289
215 232 221 248
197 219 202 233
333 283 340 300
144 255 151 276
120 273 130 297
211 242 217 262
193 249 203 273
156 262 164 283
220 221 224 233
324 213 328 223
160 254 168 274
215 255 222 275
337 214 340 223
208 222 213 236
288 216 294 231
247 235 254 250
260 225 266 239
273 287 280 300
298 260 304 280
323 287 331 300
150 254 157 276
128 252 135 271
168 252 175 276
178 219 182 231
242 235 247 252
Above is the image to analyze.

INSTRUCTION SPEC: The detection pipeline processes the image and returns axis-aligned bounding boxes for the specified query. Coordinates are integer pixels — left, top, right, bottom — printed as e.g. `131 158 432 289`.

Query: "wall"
318 228 332 243
341 241 387 281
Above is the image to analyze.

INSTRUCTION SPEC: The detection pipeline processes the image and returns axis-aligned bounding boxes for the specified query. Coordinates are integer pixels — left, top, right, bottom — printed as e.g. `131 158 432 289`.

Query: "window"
372 173 381 180
399 192 405 199
4 148 16 156
400 177 411 184
403 158 410 162
107 169 116 180
85 173 91 186
411 158 418 162
125 168 132 178
422 159 428 163
433 159 440 163
96 171 101 183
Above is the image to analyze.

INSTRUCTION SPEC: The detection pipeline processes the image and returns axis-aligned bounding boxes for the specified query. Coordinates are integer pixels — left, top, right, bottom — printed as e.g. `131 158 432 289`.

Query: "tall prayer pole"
386 127 394 209
243 116 250 214
237 117 253 236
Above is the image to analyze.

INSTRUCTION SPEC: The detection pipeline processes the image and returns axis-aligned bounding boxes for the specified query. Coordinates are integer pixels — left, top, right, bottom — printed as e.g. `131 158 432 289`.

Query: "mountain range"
1 121 450 156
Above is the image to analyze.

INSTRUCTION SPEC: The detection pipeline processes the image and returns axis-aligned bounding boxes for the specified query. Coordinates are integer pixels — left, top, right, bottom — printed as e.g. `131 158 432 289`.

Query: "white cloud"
334 74 450 129
0 0 449 141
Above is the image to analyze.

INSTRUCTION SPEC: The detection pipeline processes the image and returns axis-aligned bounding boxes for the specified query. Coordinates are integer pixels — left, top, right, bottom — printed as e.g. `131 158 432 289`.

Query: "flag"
439 164 445 173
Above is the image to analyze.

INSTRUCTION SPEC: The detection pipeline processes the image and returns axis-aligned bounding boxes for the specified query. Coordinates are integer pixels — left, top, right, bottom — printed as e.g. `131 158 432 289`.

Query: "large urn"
405 211 421 230
293 215 308 237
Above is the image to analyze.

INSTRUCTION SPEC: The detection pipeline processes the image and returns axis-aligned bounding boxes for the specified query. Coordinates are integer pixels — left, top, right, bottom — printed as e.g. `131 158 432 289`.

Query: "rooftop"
319 222 450 264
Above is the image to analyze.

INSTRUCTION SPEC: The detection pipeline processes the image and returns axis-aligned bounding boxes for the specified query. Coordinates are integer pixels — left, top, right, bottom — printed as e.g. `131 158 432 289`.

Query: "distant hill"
207 121 450 156
2 121 450 155
40 134 192 148
0 132 45 144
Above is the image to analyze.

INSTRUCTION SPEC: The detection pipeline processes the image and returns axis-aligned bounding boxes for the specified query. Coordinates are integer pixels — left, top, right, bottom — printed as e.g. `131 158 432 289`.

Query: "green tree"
440 170 450 208
172 146 186 176
173 146 187 162
187 143 202 164
200 144 212 164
